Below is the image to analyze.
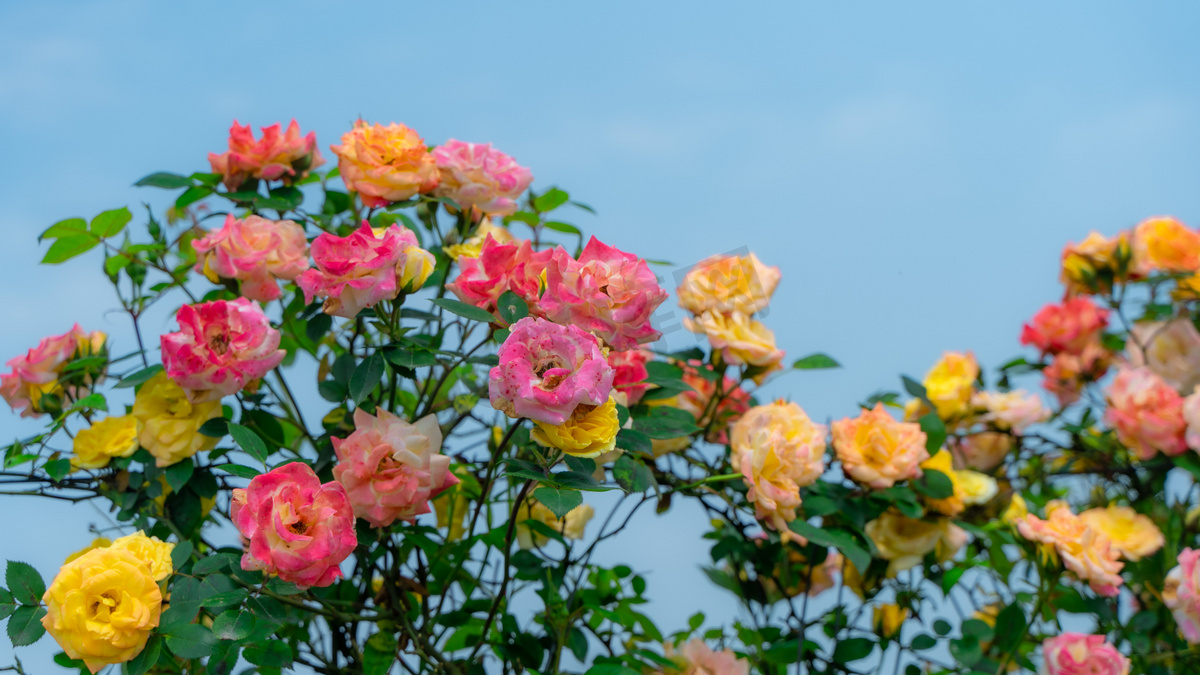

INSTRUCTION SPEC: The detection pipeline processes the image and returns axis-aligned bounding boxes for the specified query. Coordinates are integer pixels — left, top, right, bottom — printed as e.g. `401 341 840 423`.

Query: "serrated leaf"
992 603 1027 652
228 423 268 463
431 297 497 323
243 641 293 667
6 605 46 647
0 588 14 621
198 418 229 438
919 412 946 453
90 207 132 238
212 610 256 641
170 540 193 570
164 623 217 659
216 463 262 479
786 521 872 573
832 637 875 662
42 234 100 264
543 221 581 235
164 459 194 493
175 185 212 209
6 561 45 605
615 429 653 455
40 217 88 241
613 454 655 492
349 352 385 405
135 172 193 189
126 635 162 675
496 290 529 325
793 353 841 369
532 486 583 519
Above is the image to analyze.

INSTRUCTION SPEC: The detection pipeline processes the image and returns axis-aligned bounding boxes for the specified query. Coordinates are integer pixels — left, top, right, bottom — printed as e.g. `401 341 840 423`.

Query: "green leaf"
90 207 132 238
534 188 569 212
164 459 194 493
793 353 841 369
832 637 875 662
384 347 438 368
6 561 45 605
634 407 700 439
941 566 967 594
992 603 1027 652
228 423 268 463
949 635 982 667
243 641 293 667
42 234 100 264
910 633 937 650
585 665 641 675
114 365 163 389
212 610 256 641
616 429 653 455
175 185 212 209
431 297 496 323
960 619 994 644
613 455 656 492
40 217 88 241
191 553 235 576
543 221 581 235
901 375 928 400
170 540 194 570
306 313 332 343
496 290 529 325
135 172 193 189
913 470 955 499
318 380 347 402
550 470 614 492
364 632 398 675
786 521 872 573
6 605 46 647
164 623 217 659
933 619 952 636
216 463 262 479
919 412 946 453
126 635 162 675
350 352 385 405
198 418 229 438
532 486 583 519
563 456 597 474
0 588 14 621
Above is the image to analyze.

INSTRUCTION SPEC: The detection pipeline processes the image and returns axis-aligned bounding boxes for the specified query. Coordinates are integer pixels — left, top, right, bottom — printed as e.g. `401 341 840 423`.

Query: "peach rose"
541 237 669 351
208 119 324 191
1020 297 1109 357
664 639 749 675
330 120 438 207
231 462 357 588
730 401 827 537
298 222 433 318
1 325 105 418
192 214 309 302
448 235 564 315
1185 389 1200 452
1060 230 1136 296
1165 548 1200 643
832 403 929 489
1017 501 1123 597
951 431 1014 472
1105 365 1188 460
1127 319 1200 394
332 408 457 528
973 389 1050 434
923 351 979 420
865 509 966 576
1079 504 1164 561
161 298 285 402
488 317 614 425
684 310 785 370
1133 216 1200 274
1040 633 1130 675
431 140 533 217
1042 342 1112 407
677 253 781 317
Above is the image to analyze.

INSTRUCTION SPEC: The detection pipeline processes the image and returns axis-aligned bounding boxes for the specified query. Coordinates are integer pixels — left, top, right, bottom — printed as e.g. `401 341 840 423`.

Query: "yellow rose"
1079 504 1165 561
923 351 978 420
865 509 966 577
63 538 113 564
131 372 221 467
677 253 781 317
1134 216 1200 274
1060 230 1134 295
1002 493 1029 527
71 415 141 470
444 219 514 261
399 244 436 292
684 310 784 369
957 470 999 506
873 603 909 639
41 547 163 673
919 450 965 516
532 396 619 458
109 531 175 581
516 499 595 549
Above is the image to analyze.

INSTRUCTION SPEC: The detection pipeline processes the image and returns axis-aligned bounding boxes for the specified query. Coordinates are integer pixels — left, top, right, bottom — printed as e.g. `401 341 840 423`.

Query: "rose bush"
1 117 1198 675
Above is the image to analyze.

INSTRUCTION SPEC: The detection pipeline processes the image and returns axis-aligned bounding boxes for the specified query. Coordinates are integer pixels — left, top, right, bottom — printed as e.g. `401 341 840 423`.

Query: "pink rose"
972 389 1050 434
332 408 458 528
666 639 749 675
230 462 356 589
1020 297 1109 357
330 121 439 207
1165 548 1200 643
192 215 309 302
431 140 533 217
160 298 286 402
1042 343 1112 407
1 325 106 418
1185 391 1200 452
488 317 614 425
1105 366 1188 460
1127 319 1200 394
297 222 433 318
540 237 668 350
1040 633 1130 675
447 235 564 315
208 120 325 191
608 349 652 405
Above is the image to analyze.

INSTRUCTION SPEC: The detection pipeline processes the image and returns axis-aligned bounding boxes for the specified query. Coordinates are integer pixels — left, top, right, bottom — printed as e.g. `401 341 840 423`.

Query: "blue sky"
4 0 1200 670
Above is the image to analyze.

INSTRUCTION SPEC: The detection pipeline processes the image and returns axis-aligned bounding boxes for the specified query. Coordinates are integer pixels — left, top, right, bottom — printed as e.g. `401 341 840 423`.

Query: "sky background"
4 0 1200 671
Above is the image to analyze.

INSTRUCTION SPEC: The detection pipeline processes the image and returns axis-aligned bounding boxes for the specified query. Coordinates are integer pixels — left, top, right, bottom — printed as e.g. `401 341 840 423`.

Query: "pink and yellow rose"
1042 342 1112 407
1165 548 1200 643
832 403 929 489
973 389 1050 433
1 325 105 417
192 214 309 302
298 222 433 318
332 408 457 528
231 462 357 588
730 401 827 537
1017 500 1124 597
1040 633 1130 675
923 351 979 420
448 235 562 315
489 317 614 425
330 120 439 207
677 253 781 317
208 119 325 190
1020 297 1109 357
1105 365 1188 460
684 310 784 372
431 140 533 217
1133 216 1200 274
161 298 285 402
663 639 749 675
